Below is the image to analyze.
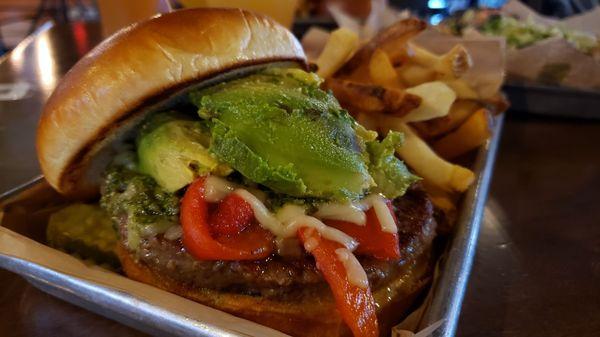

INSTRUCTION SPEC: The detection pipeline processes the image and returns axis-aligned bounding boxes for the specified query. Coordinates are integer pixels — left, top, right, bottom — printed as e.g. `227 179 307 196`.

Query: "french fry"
429 193 456 216
485 92 510 115
432 108 493 159
325 78 421 117
369 49 401 87
421 180 458 232
409 43 473 80
313 18 502 201
315 27 359 79
396 63 436 87
411 100 482 139
443 78 479 100
355 112 381 132
444 44 473 78
337 18 427 79
384 120 475 192
408 44 439 70
402 81 456 122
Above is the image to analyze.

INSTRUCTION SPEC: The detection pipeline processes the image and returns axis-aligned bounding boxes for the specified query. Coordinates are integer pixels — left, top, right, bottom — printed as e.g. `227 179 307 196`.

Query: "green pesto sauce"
100 166 179 250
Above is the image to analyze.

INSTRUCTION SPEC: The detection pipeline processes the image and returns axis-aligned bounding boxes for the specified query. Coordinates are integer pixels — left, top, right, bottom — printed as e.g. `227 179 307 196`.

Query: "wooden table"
0 22 599 337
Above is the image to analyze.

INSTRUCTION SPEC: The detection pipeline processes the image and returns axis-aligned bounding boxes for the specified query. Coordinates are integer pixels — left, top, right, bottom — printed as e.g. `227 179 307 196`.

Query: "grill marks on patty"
120 186 436 298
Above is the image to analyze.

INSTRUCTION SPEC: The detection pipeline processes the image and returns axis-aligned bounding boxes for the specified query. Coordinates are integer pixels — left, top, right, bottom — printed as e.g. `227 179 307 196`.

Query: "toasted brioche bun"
36 8 306 198
116 244 432 337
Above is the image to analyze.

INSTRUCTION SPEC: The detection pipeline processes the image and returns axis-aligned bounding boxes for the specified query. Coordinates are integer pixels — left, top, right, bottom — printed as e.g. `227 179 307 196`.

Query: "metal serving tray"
0 115 504 337
504 83 600 119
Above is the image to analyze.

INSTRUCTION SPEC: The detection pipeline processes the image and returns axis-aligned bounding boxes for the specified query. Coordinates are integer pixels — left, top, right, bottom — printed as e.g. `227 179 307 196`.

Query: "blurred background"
0 0 597 55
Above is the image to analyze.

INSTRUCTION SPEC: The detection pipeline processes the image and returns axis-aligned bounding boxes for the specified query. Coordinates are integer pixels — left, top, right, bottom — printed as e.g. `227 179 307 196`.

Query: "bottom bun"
117 244 432 337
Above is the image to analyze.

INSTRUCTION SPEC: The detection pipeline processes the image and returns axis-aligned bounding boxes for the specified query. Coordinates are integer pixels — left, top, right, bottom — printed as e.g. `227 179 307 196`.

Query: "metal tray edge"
422 115 504 337
0 254 245 337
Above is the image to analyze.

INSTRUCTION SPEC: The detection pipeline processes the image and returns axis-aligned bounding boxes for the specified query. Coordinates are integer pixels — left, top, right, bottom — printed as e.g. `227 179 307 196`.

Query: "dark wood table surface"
0 22 598 337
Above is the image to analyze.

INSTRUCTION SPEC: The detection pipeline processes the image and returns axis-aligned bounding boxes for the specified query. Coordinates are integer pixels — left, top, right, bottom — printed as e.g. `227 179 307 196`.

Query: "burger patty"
121 186 436 298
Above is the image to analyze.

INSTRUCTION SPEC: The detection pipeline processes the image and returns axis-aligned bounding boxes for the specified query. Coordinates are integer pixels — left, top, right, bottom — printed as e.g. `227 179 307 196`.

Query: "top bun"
37 8 306 198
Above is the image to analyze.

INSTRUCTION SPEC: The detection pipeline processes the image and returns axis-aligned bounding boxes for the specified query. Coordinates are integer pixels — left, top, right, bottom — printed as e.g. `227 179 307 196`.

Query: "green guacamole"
93 67 417 251
191 68 374 200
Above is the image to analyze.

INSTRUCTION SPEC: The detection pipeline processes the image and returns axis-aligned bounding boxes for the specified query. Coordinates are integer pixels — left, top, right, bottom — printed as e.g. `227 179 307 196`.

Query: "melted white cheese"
314 203 366 226
335 248 369 289
231 190 358 250
202 176 395 249
275 204 306 223
360 194 398 233
303 237 319 253
248 188 268 204
233 189 283 235
313 194 398 234
204 176 266 203
204 175 236 202
284 215 358 251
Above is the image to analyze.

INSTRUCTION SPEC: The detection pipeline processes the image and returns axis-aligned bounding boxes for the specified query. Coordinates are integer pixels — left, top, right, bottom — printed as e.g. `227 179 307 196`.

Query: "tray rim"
0 115 504 337
421 115 504 336
504 82 600 97
502 83 599 119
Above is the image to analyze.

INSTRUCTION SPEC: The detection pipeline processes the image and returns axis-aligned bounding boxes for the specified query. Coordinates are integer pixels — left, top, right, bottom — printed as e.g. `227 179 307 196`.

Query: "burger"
37 8 436 337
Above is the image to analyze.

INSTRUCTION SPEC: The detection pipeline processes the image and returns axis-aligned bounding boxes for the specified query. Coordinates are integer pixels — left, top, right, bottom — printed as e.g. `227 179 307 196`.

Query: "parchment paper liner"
467 0 600 90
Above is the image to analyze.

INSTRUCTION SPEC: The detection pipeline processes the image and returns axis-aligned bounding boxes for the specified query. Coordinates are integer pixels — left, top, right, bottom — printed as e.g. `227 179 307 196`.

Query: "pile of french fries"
313 18 508 226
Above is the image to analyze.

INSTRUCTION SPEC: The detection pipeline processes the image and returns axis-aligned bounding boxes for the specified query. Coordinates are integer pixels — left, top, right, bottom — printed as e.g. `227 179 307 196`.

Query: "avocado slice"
137 112 231 192
366 131 420 199
191 68 374 201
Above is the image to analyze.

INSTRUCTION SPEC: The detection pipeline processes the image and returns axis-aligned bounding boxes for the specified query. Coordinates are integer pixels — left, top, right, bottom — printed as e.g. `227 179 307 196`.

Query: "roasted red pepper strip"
209 193 255 236
325 200 400 260
181 177 274 260
297 227 379 337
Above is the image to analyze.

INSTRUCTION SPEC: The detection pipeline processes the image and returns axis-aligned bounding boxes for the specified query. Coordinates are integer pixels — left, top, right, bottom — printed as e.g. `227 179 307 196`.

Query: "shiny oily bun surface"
37 8 306 197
